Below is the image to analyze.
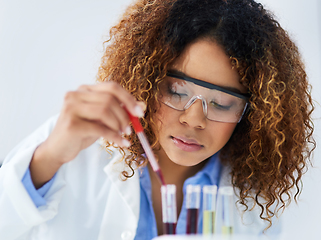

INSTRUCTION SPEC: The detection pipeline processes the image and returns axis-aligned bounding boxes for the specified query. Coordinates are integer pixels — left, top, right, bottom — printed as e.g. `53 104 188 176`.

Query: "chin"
168 153 206 167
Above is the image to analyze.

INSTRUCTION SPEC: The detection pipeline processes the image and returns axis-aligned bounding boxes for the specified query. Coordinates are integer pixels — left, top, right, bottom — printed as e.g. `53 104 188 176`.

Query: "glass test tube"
202 185 217 235
186 184 201 234
219 186 234 235
161 184 177 235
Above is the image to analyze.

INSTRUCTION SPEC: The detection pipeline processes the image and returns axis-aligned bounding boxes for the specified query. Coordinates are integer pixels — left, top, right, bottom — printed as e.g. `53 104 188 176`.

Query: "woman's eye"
168 87 188 97
209 101 231 110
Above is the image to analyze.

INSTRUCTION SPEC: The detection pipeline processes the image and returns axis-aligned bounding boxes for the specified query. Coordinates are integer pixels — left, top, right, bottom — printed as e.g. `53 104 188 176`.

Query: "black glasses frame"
166 72 250 101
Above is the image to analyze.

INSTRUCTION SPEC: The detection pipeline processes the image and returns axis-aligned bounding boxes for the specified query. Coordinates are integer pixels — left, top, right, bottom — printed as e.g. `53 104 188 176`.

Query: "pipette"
126 109 166 186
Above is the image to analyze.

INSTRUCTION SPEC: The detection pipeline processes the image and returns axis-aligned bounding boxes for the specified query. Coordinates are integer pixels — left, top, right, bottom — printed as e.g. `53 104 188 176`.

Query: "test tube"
219 186 234 235
161 184 177 235
202 185 217 235
186 184 201 234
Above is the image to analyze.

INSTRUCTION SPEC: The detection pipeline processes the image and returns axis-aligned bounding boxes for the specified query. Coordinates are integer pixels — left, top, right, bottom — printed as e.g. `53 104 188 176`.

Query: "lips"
171 136 203 152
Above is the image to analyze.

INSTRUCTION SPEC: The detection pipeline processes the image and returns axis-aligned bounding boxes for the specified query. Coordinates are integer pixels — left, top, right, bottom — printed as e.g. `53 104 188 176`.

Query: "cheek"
154 103 175 131
208 122 237 147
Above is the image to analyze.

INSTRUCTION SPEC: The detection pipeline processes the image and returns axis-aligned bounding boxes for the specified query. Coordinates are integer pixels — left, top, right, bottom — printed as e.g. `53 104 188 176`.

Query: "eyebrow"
167 69 250 100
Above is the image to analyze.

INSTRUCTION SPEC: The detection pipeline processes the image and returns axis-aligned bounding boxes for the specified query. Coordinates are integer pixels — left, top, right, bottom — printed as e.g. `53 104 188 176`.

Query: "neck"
151 149 208 186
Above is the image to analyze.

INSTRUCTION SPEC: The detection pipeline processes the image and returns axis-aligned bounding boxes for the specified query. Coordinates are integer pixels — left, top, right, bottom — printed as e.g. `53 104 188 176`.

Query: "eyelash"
209 101 231 110
167 86 187 97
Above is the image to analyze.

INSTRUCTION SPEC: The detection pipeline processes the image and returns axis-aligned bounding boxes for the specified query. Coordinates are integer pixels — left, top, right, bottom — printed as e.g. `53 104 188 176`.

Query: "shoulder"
218 164 282 236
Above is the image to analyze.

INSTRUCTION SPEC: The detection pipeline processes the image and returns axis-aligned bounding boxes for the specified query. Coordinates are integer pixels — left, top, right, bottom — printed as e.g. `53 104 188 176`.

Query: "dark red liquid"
186 208 198 234
163 222 177 235
155 169 166 185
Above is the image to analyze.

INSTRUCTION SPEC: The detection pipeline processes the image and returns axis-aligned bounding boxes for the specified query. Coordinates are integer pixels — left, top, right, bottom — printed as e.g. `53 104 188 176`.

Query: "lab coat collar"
103 148 140 220
93 143 141 240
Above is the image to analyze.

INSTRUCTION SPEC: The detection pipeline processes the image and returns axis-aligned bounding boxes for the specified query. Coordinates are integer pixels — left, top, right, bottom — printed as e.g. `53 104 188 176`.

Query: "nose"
179 99 207 129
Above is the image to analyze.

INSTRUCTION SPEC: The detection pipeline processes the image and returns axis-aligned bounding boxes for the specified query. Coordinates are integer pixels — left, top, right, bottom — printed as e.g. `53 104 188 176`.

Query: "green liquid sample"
202 210 215 234
222 226 233 235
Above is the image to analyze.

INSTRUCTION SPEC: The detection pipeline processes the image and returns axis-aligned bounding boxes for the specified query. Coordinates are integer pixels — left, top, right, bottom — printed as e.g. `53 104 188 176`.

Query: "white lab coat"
0 116 281 240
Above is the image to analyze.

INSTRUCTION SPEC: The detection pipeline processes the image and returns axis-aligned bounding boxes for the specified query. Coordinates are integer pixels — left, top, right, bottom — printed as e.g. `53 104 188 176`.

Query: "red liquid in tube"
163 222 177 235
155 169 166 186
186 208 199 234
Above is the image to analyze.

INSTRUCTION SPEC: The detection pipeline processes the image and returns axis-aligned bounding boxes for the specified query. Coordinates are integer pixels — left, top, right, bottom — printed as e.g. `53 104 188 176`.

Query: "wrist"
30 142 63 189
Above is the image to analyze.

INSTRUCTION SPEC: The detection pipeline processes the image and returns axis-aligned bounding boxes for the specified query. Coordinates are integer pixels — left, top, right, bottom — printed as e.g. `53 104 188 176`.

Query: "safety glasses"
159 72 250 123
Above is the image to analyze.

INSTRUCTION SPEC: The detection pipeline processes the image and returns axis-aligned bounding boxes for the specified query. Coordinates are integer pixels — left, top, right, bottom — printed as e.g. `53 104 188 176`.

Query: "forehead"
170 38 247 93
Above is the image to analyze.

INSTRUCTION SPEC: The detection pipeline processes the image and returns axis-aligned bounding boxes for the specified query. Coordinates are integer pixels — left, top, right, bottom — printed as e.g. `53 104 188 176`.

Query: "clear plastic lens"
160 78 247 123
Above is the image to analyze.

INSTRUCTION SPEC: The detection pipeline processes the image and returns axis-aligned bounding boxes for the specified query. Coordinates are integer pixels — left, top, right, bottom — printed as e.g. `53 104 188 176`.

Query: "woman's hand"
30 82 145 188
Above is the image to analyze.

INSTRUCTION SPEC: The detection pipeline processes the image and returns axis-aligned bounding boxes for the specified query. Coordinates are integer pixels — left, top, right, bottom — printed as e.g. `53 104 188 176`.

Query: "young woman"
0 0 315 239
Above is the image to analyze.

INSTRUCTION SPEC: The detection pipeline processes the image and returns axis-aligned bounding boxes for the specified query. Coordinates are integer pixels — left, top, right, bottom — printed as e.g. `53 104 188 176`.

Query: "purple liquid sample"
163 222 177 235
186 208 199 234
155 169 166 186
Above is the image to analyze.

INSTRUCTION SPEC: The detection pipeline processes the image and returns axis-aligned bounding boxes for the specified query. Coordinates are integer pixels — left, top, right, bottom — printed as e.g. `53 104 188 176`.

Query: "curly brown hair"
97 0 315 228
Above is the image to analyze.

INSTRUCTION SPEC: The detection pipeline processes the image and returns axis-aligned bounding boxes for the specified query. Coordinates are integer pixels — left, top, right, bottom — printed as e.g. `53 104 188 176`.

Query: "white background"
0 0 320 239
